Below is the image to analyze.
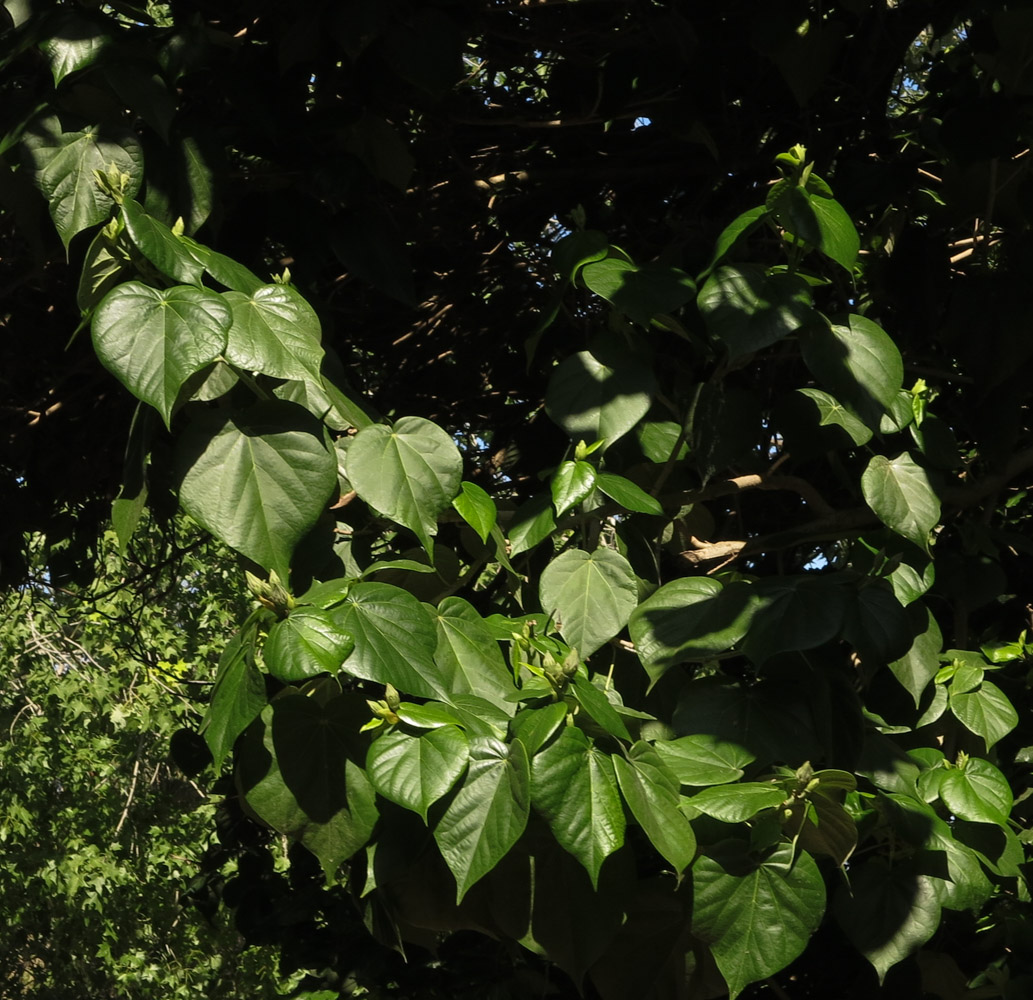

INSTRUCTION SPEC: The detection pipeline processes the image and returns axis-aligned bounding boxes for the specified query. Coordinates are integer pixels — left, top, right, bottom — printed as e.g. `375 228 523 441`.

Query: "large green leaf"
939 759 1013 824
697 264 816 360
531 726 625 887
628 579 759 681
800 315 903 429
23 116 142 248
176 401 337 578
949 680 1018 749
862 454 941 553
92 282 231 427
430 597 519 705
841 584 913 666
263 608 355 683
613 744 696 874
223 285 325 383
433 737 530 901
539 548 638 658
201 623 269 769
366 724 469 821
685 783 786 823
40 13 111 85
740 576 848 665
508 493 556 557
122 199 206 285
833 861 941 982
328 582 445 700
593 472 663 515
693 843 825 999
346 417 462 554
653 734 755 786
236 690 375 874
545 349 655 448
579 258 696 326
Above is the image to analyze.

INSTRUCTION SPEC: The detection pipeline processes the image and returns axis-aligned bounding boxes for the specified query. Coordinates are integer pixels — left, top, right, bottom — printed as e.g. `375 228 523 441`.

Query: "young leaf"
572 674 631 741
862 454 940 553
433 737 530 902
93 281 231 427
346 417 463 555
539 548 638 657
594 472 663 515
551 460 597 515
451 481 497 543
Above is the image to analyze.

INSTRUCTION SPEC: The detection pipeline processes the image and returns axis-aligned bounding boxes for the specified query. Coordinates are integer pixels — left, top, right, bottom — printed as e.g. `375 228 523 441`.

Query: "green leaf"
263 608 355 683
809 193 860 271
539 548 638 658
800 315 903 429
797 388 872 445
841 585 913 666
706 205 768 271
40 14 111 85
223 285 325 383
545 349 655 448
23 116 143 249
697 264 816 360
552 229 611 280
794 795 857 867
122 199 206 285
628 579 759 681
511 702 569 755
433 737 530 902
653 734 755 786
613 745 696 873
741 576 848 665
77 227 132 313
579 258 696 326
634 420 689 463
181 237 266 294
693 843 825 999
451 481 497 543
939 759 1012 824
176 402 337 579
551 460 597 516
237 691 375 873
201 625 269 769
329 582 445 700
889 558 935 606
508 494 556 557
889 605 942 707
367 724 469 821
949 680 1018 749
346 417 463 555
530 726 625 887
594 472 663 515
431 597 519 705
93 282 231 427
686 783 786 822
862 454 940 553
572 674 631 741
833 861 941 983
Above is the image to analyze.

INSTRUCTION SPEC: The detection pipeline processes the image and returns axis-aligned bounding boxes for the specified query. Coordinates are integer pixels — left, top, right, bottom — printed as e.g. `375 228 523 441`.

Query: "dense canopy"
3 1 1033 998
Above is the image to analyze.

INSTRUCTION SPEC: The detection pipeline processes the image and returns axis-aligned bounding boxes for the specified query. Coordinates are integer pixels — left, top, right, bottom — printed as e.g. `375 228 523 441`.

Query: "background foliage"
4 1 1033 998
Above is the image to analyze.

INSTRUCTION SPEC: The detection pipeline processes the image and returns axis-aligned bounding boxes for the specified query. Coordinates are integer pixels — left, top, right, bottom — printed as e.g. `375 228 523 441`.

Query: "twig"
115 738 145 837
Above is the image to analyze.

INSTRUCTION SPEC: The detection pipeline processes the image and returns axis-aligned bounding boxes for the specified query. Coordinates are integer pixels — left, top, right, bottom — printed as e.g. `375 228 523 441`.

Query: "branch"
942 446 1033 508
